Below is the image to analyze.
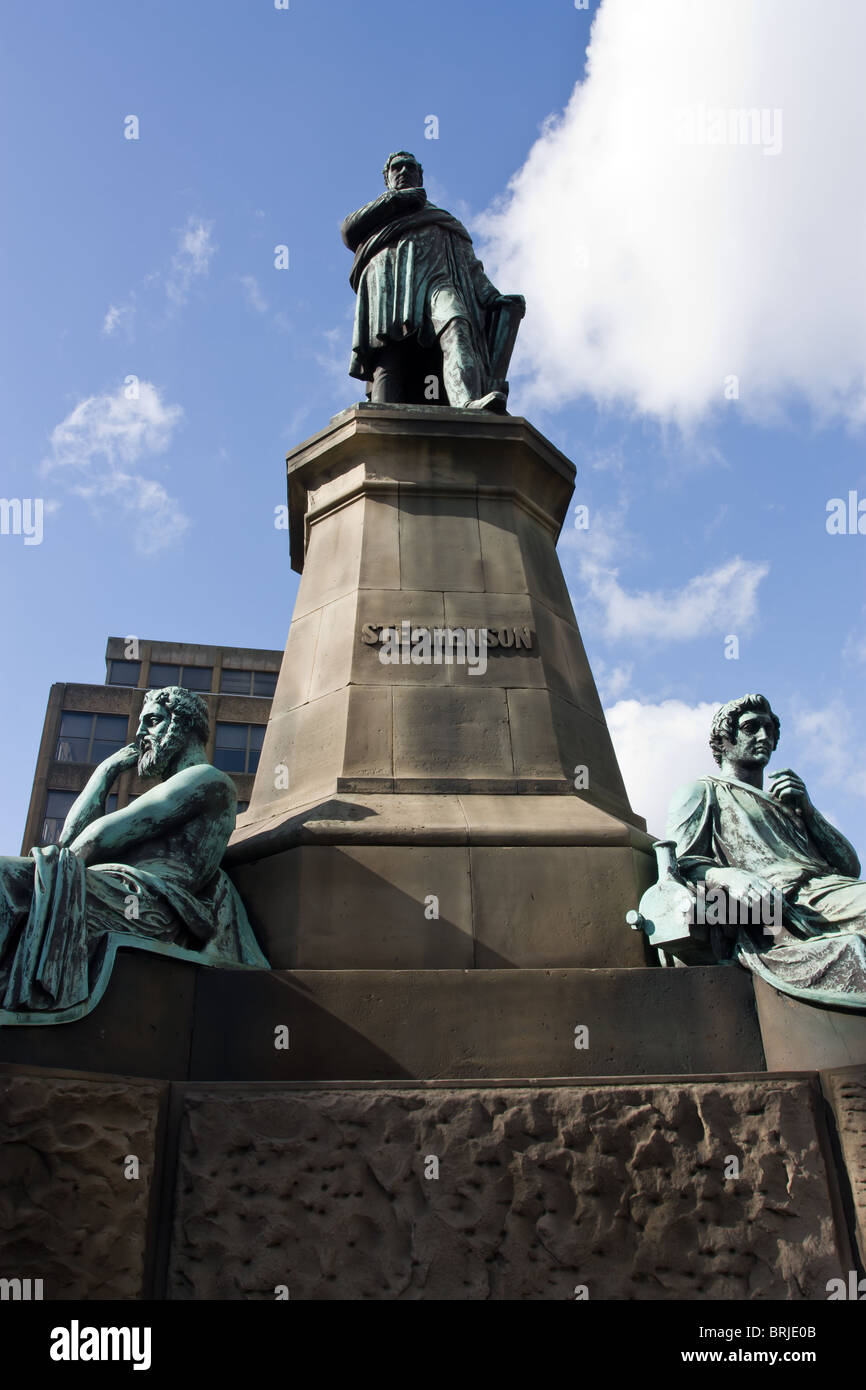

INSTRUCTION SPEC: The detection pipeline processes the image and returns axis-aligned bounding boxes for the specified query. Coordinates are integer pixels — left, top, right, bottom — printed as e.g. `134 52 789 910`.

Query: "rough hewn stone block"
167 1078 845 1300
0 1071 164 1299
822 1064 866 1266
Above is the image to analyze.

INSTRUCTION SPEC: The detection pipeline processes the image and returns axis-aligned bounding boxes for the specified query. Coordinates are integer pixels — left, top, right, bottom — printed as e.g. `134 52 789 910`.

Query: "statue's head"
136 686 210 779
383 151 423 190
709 693 780 769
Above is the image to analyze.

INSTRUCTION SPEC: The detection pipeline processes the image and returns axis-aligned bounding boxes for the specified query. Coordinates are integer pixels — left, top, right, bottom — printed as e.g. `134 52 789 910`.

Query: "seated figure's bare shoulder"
162 763 236 807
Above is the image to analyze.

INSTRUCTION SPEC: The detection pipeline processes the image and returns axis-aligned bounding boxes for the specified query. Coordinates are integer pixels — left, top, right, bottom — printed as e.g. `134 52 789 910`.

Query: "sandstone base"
2 1067 862 1301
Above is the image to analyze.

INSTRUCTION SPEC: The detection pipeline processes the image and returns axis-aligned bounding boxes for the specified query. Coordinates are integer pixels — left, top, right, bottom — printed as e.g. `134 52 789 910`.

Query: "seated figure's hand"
767 767 812 814
102 743 140 776
705 866 779 935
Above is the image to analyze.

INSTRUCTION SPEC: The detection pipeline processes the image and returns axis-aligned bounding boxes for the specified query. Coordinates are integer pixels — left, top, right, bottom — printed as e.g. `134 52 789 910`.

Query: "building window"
220 668 278 698
55 711 129 764
147 662 213 692
107 659 141 687
236 800 249 815
41 789 118 845
214 723 265 774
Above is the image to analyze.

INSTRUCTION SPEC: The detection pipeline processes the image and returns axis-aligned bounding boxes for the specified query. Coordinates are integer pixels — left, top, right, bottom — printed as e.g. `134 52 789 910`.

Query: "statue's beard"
138 719 186 780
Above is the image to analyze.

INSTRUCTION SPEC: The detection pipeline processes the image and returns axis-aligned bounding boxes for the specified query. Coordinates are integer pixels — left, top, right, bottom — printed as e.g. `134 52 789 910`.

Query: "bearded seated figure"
658 693 866 1011
0 686 268 1026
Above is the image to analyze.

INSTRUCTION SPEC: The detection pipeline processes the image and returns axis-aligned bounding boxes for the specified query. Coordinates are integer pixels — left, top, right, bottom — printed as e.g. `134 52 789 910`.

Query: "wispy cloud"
593 657 634 703
165 218 216 307
315 326 349 385
239 274 268 314
586 555 768 642
102 302 135 339
843 616 866 665
563 504 768 642
789 699 866 805
100 217 217 337
42 381 188 554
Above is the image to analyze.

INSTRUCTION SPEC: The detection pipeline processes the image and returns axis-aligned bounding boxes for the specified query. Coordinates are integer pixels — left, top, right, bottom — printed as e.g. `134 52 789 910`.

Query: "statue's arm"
67 765 234 866
665 780 717 880
805 805 861 877
769 768 861 877
669 779 783 910
58 744 140 848
341 188 427 251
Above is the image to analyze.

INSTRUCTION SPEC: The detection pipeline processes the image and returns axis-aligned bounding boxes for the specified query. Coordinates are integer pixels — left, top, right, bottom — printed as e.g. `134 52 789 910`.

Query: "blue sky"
2 0 865 853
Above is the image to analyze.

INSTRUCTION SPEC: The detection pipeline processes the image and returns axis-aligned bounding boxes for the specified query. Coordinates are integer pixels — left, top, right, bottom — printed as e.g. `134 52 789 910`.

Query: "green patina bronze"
629 693 866 1010
0 686 268 1026
342 150 525 411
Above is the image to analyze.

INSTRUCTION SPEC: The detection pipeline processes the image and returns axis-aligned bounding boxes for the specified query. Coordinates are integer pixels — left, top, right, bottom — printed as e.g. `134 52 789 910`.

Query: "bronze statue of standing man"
341 151 524 411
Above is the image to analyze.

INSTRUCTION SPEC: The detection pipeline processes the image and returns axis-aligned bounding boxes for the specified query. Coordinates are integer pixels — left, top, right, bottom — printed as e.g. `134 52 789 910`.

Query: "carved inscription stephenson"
360 623 534 650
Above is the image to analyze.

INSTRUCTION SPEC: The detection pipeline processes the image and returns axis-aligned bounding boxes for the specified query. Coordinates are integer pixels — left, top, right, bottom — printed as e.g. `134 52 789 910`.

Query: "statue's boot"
467 391 508 413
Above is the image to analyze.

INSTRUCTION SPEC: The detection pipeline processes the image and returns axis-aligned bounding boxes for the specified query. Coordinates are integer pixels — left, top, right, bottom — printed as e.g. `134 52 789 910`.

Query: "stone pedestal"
227 403 654 968
8 403 862 1303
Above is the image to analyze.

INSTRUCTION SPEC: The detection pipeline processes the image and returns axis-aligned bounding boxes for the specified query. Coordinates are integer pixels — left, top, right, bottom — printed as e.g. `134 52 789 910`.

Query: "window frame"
219 668 278 698
147 662 213 693
213 721 266 774
54 711 130 765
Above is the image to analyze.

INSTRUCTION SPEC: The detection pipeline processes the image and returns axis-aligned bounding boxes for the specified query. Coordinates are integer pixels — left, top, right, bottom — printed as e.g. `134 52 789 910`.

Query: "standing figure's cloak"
341 190 499 383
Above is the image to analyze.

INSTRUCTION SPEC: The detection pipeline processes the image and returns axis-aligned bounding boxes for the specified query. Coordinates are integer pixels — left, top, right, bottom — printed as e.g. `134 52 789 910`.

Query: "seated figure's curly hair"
144 685 210 747
709 693 780 767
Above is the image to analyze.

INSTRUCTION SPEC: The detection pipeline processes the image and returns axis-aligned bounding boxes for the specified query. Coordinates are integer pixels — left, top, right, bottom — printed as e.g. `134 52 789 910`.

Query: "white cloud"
564 506 768 640
316 326 349 385
843 620 866 665
102 217 216 332
593 657 633 703
240 274 268 314
561 501 768 642
42 381 188 554
605 698 721 837
479 0 866 426
587 555 768 642
102 302 135 338
165 218 216 307
789 700 866 806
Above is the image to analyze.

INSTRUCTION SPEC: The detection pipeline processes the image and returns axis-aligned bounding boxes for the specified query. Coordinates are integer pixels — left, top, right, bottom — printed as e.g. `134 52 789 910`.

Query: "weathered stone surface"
0 1070 164 1299
230 791 656 969
188 965 764 1080
822 1064 866 1266
233 840 652 970
753 977 866 1070
168 1079 844 1300
470 845 656 967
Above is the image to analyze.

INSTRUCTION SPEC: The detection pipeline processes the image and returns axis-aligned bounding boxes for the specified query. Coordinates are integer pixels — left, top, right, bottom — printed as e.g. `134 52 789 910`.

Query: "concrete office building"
20 636 283 854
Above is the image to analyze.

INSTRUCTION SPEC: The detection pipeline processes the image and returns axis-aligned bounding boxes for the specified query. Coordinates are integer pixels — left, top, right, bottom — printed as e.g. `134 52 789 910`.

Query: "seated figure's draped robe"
667 775 866 1008
341 192 500 384
0 846 268 1025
